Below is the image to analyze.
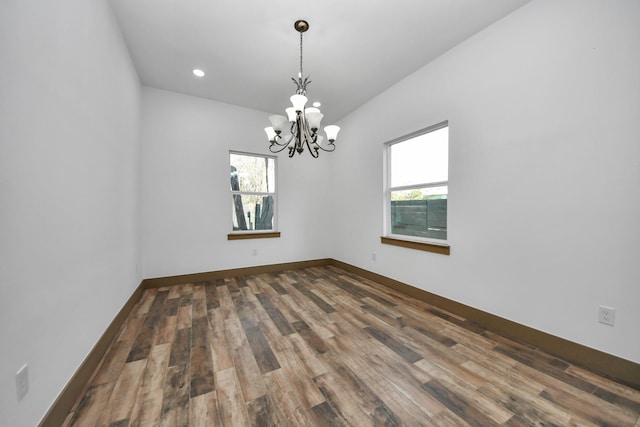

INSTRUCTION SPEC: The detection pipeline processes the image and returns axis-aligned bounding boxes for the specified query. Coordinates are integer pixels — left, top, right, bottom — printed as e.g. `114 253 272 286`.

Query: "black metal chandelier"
265 20 340 158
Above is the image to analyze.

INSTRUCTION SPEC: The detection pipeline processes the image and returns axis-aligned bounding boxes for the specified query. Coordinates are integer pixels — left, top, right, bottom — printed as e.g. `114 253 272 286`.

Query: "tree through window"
230 152 277 232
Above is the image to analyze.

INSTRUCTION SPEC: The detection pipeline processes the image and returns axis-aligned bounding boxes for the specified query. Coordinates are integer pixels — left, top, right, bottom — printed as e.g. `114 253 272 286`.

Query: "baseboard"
39 282 146 427
329 259 640 391
40 258 639 426
141 258 333 289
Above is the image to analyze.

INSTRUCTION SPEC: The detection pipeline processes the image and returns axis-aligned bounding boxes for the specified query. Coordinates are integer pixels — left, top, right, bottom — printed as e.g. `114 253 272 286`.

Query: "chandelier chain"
299 32 304 77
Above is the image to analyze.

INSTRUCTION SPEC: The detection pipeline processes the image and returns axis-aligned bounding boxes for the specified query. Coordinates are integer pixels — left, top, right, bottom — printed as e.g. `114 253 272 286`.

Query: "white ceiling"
109 0 532 123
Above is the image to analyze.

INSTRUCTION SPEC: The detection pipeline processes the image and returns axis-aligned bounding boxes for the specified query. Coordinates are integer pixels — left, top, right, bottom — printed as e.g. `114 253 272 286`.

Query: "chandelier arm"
269 145 286 154
269 137 289 148
298 111 311 139
268 132 297 153
269 140 290 153
280 131 297 147
290 120 297 139
315 142 336 152
305 137 319 158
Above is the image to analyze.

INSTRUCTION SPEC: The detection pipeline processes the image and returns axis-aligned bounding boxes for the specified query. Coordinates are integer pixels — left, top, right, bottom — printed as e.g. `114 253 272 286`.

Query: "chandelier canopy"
265 20 340 158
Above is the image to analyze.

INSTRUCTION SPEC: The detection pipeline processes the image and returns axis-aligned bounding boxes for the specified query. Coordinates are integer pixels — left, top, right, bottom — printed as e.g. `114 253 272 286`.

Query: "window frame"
228 150 279 239
383 121 450 253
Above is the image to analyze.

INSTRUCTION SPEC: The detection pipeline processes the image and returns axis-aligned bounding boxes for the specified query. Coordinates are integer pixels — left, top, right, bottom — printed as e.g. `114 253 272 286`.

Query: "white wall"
1 1 637 424
0 1 141 425
140 87 332 279
331 0 640 364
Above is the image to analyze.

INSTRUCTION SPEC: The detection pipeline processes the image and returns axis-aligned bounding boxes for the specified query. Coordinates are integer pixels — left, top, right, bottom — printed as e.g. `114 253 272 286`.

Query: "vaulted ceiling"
110 0 532 123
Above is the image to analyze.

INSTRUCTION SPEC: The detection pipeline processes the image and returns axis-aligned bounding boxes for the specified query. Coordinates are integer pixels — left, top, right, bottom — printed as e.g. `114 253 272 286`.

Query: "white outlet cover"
598 306 616 326
16 364 28 401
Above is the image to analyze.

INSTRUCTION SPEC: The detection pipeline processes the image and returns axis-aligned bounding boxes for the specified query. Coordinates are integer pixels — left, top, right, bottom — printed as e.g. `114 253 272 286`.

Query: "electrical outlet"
16 364 28 401
371 252 377 261
598 306 616 326
252 248 258 256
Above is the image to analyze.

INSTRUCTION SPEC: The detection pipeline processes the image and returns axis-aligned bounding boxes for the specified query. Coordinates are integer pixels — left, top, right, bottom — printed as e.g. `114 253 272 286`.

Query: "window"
230 152 277 235
385 122 449 248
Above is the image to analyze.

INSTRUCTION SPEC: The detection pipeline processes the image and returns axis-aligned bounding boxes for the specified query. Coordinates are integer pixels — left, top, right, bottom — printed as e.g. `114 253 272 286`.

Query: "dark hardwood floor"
63 266 640 426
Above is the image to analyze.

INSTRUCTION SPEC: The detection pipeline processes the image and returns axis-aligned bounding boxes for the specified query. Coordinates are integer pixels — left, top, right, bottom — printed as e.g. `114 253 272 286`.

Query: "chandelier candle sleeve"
324 125 340 142
305 109 323 131
265 19 340 158
290 95 307 112
285 108 297 122
268 115 289 134
264 127 277 141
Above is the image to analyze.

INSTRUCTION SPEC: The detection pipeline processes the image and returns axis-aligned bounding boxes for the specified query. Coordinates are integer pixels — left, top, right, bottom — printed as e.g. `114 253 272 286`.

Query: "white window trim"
229 150 278 235
383 121 449 247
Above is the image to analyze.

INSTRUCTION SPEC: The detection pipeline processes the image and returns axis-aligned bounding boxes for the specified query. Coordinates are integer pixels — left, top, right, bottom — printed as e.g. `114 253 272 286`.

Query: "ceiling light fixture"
193 68 205 77
265 20 340 158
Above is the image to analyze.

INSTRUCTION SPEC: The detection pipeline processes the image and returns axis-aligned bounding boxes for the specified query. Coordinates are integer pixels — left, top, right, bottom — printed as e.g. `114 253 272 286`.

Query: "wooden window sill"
228 232 281 240
381 236 450 255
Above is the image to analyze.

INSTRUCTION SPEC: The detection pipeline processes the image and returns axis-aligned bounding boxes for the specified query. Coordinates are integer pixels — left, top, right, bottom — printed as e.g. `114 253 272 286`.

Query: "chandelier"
265 20 340 158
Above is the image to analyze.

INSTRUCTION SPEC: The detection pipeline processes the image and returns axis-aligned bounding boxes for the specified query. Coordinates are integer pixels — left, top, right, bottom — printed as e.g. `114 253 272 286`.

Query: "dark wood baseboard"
40 258 640 426
39 283 146 427
329 259 640 391
141 258 332 289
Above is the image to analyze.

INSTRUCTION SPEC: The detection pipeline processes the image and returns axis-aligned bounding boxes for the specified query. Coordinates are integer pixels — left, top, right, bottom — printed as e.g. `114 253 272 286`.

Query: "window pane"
390 126 448 187
390 187 447 240
230 153 275 193
232 194 274 231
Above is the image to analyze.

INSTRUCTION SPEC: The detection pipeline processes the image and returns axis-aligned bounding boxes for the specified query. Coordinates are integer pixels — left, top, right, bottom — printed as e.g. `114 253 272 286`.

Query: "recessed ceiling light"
312 101 321 107
193 69 205 77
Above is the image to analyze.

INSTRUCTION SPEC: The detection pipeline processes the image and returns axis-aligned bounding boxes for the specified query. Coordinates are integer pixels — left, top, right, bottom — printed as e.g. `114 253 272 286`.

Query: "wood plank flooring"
63 266 640 426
